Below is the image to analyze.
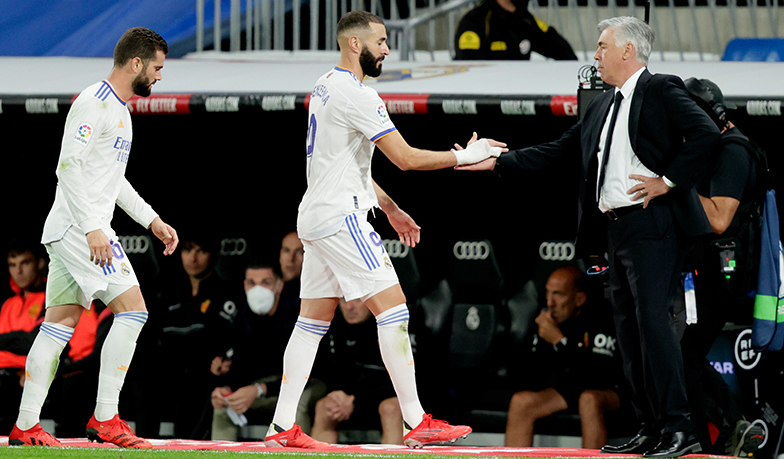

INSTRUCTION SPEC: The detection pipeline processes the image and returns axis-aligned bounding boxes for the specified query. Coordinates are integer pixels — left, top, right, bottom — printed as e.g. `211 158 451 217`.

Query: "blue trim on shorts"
346 214 379 271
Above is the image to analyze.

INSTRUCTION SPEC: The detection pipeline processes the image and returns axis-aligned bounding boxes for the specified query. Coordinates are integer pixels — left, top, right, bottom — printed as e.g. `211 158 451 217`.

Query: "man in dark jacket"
505 266 621 449
454 0 577 60
457 16 720 458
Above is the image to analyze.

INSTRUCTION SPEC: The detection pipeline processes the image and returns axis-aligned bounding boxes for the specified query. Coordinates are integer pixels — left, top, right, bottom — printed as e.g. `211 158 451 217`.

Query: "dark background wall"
1 105 780 297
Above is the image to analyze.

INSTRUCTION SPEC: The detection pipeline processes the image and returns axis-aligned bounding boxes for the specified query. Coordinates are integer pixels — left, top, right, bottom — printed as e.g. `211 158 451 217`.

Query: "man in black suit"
457 16 720 458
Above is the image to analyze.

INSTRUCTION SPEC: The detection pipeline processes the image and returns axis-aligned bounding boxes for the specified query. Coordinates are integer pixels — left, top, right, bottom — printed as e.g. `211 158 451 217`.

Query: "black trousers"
606 204 692 434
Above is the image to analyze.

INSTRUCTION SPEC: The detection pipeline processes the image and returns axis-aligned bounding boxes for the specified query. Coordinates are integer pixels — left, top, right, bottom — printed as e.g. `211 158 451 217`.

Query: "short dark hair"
337 11 384 37
245 259 281 279
113 27 168 68
7 238 45 260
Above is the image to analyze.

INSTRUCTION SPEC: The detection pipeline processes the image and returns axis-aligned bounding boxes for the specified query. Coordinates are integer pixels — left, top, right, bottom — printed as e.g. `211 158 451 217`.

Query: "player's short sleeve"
710 143 752 201
344 87 397 143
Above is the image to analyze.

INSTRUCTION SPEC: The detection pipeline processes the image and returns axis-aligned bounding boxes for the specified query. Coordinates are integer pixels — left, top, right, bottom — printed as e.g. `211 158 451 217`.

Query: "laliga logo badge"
734 329 762 370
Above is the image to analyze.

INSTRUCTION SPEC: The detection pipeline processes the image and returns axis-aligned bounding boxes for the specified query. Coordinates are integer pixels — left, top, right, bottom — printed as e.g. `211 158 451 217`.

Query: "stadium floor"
0 436 728 457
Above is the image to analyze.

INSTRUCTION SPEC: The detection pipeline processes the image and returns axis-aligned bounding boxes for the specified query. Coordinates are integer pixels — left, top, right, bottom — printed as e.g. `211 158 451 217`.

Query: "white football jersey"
42 80 157 244
297 67 396 241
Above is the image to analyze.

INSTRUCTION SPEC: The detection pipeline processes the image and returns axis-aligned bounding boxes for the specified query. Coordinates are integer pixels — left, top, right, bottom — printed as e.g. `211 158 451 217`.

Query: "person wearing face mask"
209 261 325 441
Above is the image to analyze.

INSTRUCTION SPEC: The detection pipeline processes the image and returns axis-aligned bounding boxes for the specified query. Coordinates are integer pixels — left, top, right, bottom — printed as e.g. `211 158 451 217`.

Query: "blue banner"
752 189 784 351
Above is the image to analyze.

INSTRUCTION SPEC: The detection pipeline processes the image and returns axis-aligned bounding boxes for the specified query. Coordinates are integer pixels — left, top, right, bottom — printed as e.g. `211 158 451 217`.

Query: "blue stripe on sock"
41 323 74 343
377 309 410 326
115 311 148 326
295 320 329 336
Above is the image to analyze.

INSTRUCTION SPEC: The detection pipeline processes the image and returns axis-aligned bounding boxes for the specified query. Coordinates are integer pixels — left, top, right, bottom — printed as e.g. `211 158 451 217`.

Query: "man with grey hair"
457 16 719 458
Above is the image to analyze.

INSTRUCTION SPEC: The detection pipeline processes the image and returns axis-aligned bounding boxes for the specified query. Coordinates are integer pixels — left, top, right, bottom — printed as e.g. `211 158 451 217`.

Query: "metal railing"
195 0 783 61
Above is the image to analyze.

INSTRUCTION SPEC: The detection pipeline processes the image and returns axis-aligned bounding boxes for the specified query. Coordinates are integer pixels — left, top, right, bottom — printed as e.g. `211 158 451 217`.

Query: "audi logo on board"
117 235 150 254
453 241 491 261
539 241 575 261
221 238 247 256
383 239 410 258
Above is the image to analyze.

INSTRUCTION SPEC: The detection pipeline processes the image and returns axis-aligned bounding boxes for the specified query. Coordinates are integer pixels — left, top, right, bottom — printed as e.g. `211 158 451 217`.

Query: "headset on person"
684 77 735 130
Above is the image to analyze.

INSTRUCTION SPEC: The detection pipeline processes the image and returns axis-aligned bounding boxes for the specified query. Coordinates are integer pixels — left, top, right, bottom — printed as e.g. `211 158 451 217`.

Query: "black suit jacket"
496 69 720 248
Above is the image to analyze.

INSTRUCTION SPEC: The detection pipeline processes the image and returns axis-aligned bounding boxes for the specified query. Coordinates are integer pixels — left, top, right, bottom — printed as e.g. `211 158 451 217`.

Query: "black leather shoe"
643 431 702 458
601 434 660 454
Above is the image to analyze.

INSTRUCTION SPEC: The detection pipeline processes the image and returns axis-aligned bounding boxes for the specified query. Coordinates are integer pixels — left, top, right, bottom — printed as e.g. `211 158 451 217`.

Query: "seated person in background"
156 232 242 439
311 298 403 445
211 260 324 440
275 231 305 333
454 0 577 60
0 239 47 434
505 266 622 449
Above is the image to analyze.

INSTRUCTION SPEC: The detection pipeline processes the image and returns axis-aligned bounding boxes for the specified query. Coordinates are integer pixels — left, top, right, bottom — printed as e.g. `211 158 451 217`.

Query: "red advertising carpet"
0 437 725 457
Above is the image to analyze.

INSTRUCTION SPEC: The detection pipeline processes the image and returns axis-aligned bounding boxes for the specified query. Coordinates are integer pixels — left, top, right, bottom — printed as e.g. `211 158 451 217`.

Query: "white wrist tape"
453 138 503 166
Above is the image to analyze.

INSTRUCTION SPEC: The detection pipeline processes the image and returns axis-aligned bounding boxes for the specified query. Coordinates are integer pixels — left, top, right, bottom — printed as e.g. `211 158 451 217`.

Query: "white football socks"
17 322 73 430
270 316 330 431
376 303 425 428
94 311 147 422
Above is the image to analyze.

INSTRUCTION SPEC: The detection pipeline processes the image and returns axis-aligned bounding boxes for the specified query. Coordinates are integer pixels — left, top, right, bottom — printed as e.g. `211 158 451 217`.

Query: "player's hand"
451 132 507 166
627 174 671 208
535 310 565 345
386 208 421 248
454 157 497 172
86 230 112 267
211 386 232 409
225 385 257 414
150 216 179 256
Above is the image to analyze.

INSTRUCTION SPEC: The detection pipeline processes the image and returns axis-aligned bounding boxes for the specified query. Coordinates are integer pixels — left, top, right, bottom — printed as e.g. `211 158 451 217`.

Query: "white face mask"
246 282 278 315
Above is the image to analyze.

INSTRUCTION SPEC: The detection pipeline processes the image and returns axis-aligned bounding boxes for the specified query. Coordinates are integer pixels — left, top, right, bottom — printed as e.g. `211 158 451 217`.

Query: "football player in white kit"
264 11 507 449
8 27 178 448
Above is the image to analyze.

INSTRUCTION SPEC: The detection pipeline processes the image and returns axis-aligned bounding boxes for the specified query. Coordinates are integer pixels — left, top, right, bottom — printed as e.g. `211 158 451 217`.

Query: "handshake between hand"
452 132 508 167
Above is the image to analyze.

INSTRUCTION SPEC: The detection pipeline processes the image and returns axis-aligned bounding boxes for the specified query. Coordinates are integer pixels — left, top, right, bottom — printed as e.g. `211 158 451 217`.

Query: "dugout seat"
723 37 784 62
442 240 511 422
215 236 250 283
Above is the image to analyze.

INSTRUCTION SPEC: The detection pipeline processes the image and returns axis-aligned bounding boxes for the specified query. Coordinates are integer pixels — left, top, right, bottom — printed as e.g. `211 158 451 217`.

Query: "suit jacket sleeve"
658 76 720 188
494 121 582 176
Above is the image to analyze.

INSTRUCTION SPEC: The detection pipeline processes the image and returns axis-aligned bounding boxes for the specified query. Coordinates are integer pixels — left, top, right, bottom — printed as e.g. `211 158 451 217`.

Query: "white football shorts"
300 212 399 303
45 226 139 309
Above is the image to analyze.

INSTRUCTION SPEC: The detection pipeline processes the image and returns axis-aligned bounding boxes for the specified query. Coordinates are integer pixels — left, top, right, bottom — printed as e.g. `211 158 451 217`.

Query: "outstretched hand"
452 132 503 171
450 131 507 166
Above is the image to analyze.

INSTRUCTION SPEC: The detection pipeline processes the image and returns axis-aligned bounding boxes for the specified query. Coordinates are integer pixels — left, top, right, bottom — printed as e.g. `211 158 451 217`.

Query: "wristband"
255 383 265 399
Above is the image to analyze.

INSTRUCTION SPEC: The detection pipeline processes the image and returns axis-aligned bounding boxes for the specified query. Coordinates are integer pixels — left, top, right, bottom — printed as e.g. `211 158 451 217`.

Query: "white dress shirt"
596 66 662 213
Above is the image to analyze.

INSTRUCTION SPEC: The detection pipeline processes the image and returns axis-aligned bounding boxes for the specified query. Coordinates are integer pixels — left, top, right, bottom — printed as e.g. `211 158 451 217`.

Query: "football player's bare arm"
374 130 457 171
